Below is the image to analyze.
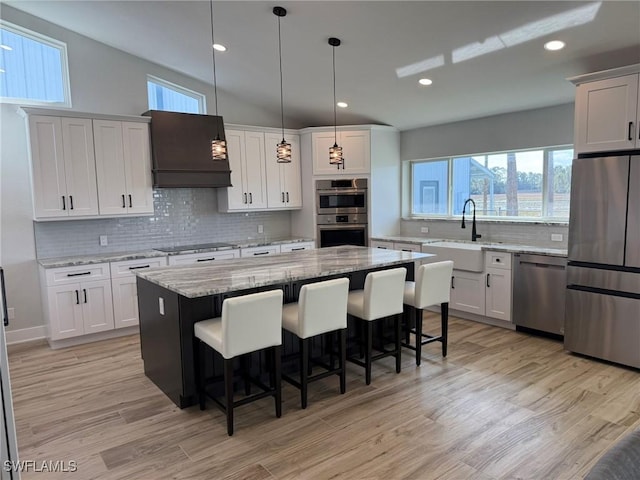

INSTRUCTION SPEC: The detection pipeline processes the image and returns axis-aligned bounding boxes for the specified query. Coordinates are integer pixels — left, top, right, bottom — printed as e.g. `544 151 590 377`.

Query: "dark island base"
137 263 415 408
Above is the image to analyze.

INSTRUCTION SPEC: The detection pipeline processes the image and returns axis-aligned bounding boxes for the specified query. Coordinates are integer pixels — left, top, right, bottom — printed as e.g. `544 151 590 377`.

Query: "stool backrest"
298 277 349 338
363 267 407 319
222 289 283 358
415 261 454 309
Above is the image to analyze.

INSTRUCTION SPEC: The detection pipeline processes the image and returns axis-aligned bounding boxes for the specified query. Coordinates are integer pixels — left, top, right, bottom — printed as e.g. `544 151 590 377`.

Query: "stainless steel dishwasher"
513 253 567 335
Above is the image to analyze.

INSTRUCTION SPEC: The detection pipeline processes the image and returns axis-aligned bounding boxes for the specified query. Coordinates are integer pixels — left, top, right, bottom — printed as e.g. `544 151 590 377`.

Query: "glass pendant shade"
329 143 344 165
211 137 227 161
276 139 292 163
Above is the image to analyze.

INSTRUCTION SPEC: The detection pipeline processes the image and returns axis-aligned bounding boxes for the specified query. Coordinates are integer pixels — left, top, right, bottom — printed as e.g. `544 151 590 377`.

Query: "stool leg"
415 307 423 366
339 328 347 394
359 319 365 359
274 345 282 418
365 320 373 386
241 354 251 396
403 307 410 344
329 332 335 370
441 302 449 357
300 338 309 409
197 340 206 410
395 314 402 373
224 358 234 436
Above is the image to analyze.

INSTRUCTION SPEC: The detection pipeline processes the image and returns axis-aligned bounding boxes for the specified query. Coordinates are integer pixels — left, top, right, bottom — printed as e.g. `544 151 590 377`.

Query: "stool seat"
346 290 366 319
194 318 223 355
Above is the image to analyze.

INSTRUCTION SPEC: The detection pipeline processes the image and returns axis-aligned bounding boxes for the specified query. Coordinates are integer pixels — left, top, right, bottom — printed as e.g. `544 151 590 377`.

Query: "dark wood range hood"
143 110 231 188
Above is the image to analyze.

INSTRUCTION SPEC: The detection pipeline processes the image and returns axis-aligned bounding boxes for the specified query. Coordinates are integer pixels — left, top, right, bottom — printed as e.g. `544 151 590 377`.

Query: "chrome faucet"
461 198 482 242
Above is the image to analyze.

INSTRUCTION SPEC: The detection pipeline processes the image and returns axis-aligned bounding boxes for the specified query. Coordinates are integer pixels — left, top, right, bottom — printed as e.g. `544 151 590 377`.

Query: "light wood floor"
8 314 640 480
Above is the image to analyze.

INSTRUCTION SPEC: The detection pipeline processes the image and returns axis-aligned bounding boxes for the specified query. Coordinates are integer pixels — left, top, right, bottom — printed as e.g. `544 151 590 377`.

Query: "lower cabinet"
167 250 240 266
370 240 421 252
240 245 281 257
279 241 315 253
484 251 512 322
450 270 485 316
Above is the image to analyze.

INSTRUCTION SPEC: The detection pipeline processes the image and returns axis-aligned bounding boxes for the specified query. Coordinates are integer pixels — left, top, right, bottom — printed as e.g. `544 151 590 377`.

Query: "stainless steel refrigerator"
565 153 640 369
1 267 20 479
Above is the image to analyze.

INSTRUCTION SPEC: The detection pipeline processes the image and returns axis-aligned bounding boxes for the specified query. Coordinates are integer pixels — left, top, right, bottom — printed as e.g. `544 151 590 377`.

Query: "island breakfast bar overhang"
135 246 431 408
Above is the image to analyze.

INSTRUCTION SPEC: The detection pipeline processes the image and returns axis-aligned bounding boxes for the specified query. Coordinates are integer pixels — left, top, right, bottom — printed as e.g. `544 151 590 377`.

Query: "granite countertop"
135 245 431 298
370 235 567 257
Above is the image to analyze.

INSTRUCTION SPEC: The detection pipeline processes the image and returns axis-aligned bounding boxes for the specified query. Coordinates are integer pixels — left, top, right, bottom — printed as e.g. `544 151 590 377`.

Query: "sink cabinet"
450 270 485 315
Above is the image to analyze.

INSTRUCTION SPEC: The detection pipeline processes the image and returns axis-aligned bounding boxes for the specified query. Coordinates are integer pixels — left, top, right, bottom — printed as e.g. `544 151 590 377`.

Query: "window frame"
0 20 71 108
146 75 206 114
409 144 573 223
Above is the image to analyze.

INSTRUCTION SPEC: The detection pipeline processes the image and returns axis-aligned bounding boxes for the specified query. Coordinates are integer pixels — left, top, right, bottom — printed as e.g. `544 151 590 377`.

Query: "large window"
0 21 70 107
411 146 573 221
147 75 204 114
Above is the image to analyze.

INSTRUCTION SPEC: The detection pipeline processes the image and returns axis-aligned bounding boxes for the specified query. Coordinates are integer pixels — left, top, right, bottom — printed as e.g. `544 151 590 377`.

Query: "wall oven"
317 214 368 247
316 178 367 215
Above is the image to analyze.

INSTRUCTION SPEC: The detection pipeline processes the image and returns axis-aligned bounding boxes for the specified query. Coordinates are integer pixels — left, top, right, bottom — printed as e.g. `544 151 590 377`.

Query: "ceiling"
5 1 640 131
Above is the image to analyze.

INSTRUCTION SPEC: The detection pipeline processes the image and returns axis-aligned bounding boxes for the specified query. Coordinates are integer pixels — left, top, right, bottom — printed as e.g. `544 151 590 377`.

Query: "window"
411 146 573 221
147 76 205 114
0 21 70 107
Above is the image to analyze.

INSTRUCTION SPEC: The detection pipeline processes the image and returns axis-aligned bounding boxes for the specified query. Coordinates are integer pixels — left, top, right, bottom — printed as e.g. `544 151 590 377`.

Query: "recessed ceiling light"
213 43 226 52
418 78 433 86
337 101 348 108
0 44 12 51
544 40 565 51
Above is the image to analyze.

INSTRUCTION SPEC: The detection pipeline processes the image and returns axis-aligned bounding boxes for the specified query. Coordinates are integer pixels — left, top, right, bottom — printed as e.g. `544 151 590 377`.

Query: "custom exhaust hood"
143 110 231 188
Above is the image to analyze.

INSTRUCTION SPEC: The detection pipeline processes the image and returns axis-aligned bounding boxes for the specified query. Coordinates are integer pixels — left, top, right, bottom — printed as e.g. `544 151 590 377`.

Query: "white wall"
0 5 285 333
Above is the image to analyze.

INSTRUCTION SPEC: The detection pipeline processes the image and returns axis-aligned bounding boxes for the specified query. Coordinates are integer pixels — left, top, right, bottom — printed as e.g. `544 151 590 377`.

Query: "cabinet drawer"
240 245 281 257
393 242 421 252
485 251 511 270
45 263 110 287
110 257 167 278
280 242 315 253
168 250 240 266
370 240 393 249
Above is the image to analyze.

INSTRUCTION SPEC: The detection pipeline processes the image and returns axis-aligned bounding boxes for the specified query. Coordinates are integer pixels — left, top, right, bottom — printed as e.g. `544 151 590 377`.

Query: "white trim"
146 74 206 114
5 325 47 345
47 326 138 349
568 63 640 85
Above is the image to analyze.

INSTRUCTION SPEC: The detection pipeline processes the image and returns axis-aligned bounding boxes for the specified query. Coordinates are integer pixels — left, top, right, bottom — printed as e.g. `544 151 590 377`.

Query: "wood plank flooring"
7 314 640 479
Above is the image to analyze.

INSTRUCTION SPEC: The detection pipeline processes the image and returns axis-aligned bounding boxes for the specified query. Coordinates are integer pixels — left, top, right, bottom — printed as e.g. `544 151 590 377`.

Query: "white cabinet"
450 270 485 316
484 252 512 322
41 263 114 340
240 245 281 257
265 133 302 209
370 240 421 252
167 250 240 266
279 241 315 253
93 120 154 215
218 129 268 211
28 115 99 218
574 73 640 153
370 240 394 249
110 257 167 329
312 130 371 175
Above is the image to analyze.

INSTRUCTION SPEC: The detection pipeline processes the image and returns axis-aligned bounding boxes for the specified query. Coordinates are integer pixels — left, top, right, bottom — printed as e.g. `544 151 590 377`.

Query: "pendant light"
328 37 343 166
209 0 227 161
274 6 291 163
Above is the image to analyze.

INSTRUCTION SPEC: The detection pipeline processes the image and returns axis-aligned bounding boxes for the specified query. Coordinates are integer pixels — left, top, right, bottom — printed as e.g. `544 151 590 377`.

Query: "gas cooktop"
155 242 235 253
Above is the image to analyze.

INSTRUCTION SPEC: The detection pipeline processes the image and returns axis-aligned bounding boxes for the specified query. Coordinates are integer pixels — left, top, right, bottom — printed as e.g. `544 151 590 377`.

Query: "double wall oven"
316 178 368 247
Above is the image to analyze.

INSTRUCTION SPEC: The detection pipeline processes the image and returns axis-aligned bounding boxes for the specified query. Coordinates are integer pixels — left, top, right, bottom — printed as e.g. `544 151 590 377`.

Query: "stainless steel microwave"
316 178 367 215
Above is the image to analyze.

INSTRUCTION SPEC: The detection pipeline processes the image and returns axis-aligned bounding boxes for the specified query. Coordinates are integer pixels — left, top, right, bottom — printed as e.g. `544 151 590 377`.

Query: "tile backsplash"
35 189 292 258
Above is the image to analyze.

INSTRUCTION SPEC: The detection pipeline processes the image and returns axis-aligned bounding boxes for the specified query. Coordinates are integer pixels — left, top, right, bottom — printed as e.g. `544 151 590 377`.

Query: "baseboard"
5 325 47 345
47 326 139 349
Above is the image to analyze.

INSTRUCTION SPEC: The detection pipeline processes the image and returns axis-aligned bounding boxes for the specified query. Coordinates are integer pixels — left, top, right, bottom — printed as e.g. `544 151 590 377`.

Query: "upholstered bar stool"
346 267 407 385
281 277 350 409
194 289 283 436
402 261 454 365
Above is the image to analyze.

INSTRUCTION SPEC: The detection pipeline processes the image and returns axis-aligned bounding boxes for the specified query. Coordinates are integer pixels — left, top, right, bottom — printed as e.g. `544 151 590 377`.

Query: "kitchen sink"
421 241 485 272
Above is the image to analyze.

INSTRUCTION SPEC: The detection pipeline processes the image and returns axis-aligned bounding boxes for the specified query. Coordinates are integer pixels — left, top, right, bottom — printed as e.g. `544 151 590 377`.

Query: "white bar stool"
282 277 350 409
194 289 283 436
402 261 454 365
346 267 407 385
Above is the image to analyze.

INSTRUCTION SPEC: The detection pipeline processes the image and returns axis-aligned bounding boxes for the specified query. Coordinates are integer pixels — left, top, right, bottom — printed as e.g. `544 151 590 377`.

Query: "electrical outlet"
421 227 429 233
159 297 165 315
99 235 108 246
257 225 264 234
7 308 15 320
551 233 563 242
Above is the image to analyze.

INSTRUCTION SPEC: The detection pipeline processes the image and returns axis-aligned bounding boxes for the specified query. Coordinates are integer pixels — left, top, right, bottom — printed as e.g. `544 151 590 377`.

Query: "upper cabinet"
28 115 99 218
93 120 154 215
572 68 640 154
218 127 303 212
312 130 370 175
23 109 154 220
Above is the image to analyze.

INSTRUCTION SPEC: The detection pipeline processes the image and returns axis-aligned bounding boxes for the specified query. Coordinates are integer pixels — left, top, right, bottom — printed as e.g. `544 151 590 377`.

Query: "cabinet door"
574 74 639 153
393 242 421 252
94 120 128 215
244 131 267 209
264 133 286 208
223 130 247 210
341 130 371 174
312 131 342 175
450 270 485 315
240 245 281 257
485 268 512 321
282 136 302 208
47 284 84 340
167 250 240 266
122 122 154 215
61 118 99 216
81 280 115 334
112 277 140 329
370 240 394 249
280 241 315 253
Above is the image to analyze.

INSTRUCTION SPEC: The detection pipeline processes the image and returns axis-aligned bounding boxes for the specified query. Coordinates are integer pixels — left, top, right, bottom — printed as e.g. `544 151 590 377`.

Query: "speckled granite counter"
136 245 430 298
37 250 168 268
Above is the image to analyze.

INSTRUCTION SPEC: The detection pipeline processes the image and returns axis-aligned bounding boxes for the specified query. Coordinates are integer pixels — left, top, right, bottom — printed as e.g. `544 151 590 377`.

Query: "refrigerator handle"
1 268 8 326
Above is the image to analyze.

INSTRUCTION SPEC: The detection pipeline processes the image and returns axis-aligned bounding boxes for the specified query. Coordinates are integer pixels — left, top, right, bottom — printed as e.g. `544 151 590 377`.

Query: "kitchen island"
135 246 430 407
